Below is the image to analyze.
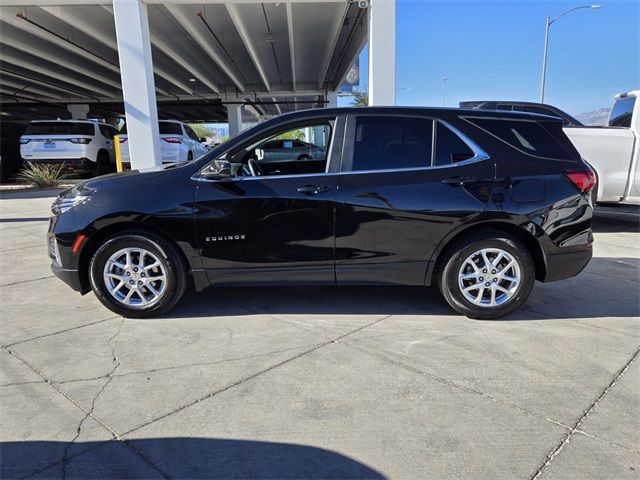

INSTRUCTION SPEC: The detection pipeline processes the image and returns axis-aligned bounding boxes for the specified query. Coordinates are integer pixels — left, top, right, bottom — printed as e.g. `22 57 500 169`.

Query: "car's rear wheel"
94 151 111 177
89 232 187 318
438 232 535 319
297 154 312 160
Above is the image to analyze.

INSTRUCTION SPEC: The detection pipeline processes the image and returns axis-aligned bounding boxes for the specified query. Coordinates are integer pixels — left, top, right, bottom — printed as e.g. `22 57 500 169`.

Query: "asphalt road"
1 190 638 479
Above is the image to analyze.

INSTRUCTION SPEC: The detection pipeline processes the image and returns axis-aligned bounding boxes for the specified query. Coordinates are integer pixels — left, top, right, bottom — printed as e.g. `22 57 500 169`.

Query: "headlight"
51 195 91 215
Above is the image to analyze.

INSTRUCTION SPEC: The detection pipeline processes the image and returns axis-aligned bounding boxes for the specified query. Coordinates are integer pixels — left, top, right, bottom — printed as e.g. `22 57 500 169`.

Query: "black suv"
48 107 595 319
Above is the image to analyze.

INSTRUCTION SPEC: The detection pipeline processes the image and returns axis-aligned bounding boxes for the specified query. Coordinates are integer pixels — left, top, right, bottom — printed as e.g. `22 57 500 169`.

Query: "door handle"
442 176 479 186
297 185 331 195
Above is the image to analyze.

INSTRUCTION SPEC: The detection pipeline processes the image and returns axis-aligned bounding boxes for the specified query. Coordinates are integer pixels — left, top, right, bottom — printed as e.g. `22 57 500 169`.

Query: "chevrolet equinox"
48 107 595 319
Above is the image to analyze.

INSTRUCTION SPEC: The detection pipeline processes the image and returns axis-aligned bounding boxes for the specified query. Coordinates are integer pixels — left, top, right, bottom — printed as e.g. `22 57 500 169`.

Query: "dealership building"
0 0 397 171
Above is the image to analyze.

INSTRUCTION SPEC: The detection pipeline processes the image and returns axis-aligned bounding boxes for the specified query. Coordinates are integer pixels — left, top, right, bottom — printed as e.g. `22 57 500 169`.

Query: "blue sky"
340 0 639 115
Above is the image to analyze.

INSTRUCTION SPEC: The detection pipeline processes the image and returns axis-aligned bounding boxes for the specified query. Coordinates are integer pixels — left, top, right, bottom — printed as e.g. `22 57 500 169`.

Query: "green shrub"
16 162 71 188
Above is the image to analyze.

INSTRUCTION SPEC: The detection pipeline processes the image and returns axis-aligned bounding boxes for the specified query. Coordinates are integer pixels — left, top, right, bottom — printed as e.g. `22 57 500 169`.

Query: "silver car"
259 139 325 162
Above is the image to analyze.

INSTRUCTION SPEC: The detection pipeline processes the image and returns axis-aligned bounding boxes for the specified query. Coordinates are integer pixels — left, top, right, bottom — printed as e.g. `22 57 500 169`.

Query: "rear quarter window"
608 97 635 127
465 117 578 161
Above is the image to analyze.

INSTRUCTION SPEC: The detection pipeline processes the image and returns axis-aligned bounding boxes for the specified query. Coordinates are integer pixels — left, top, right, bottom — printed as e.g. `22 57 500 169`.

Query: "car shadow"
0 188 62 200
593 208 639 233
161 256 639 322
1 438 386 479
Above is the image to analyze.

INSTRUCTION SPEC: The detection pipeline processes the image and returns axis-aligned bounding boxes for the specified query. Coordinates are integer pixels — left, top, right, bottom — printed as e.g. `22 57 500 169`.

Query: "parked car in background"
459 100 583 127
19 120 117 176
48 107 594 320
562 91 640 205
118 120 209 164
257 138 326 162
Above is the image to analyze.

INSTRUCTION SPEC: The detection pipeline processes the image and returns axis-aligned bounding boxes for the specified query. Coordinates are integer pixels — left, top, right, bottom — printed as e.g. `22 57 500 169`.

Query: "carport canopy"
0 0 397 168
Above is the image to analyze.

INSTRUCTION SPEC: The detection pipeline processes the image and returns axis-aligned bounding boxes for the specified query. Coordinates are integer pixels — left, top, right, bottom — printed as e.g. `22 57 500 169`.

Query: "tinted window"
434 123 475 166
185 125 200 141
159 122 183 135
98 125 114 138
609 97 635 128
353 116 432 171
25 122 94 136
467 117 574 160
263 140 282 150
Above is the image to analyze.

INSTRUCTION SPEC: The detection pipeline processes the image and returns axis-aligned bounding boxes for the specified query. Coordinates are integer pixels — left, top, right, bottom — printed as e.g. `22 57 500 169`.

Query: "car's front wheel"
89 232 187 318
438 232 535 319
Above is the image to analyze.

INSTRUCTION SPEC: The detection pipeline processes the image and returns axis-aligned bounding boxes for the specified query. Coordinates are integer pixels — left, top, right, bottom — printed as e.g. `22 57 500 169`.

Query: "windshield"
25 122 94 136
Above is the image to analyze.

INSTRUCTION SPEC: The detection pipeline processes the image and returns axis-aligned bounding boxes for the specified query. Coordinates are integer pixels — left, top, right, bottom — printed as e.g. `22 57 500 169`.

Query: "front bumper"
51 262 84 292
48 232 86 293
543 247 592 282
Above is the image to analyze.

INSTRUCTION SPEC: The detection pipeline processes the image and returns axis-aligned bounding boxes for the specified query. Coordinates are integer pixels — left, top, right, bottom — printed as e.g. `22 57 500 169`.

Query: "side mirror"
200 160 232 179
200 137 207 143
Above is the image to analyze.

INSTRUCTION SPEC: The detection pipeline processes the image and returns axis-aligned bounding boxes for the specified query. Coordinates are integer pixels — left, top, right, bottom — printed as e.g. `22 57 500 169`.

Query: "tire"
438 231 535 320
297 154 312 160
94 151 111 177
89 232 188 318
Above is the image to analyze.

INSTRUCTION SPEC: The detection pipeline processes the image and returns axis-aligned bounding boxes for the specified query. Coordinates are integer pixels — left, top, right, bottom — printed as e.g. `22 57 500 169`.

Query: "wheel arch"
77 220 192 294
426 220 547 285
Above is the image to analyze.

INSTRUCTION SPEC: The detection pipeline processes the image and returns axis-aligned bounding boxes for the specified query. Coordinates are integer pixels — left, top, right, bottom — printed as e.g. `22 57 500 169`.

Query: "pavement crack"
5 316 121 348
0 275 55 287
0 379 47 388
341 341 573 431
54 343 325 386
530 345 640 479
60 318 124 480
119 314 393 438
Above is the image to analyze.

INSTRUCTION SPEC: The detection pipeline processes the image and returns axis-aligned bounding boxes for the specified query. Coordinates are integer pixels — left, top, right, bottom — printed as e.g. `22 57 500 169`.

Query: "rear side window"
98 125 114 139
434 122 475 166
25 122 94 136
608 97 635 127
466 117 575 160
353 116 432 171
159 122 183 135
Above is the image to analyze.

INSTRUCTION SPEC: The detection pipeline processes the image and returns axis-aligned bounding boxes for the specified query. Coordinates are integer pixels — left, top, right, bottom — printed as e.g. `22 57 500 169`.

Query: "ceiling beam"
0 37 122 90
226 3 270 92
0 68 97 98
165 4 245 93
286 2 296 91
316 4 350 89
0 78 63 99
1 52 115 97
101 5 219 94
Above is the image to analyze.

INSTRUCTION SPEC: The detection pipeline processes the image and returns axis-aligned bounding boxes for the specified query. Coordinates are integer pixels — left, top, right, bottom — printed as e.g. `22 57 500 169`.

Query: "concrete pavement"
1 189 638 479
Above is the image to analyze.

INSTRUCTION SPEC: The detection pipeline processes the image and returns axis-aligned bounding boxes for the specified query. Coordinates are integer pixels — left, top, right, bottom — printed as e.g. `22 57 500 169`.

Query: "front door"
194 119 340 286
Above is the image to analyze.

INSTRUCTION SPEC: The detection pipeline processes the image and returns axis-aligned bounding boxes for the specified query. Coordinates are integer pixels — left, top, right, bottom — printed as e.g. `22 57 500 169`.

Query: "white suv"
118 120 209 164
19 120 117 176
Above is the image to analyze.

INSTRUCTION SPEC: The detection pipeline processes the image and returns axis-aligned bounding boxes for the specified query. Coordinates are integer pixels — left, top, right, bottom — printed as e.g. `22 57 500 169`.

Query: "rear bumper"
26 157 94 170
543 247 592 282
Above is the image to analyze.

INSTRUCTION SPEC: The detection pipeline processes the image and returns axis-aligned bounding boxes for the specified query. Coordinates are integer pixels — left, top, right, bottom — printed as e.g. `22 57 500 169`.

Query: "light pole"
442 77 447 106
540 4 601 103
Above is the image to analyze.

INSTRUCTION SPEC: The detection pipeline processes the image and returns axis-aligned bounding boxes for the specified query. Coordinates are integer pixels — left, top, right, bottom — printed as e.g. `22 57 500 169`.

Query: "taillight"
119 137 127 143
69 138 91 144
564 169 596 193
162 137 183 144
20 138 31 144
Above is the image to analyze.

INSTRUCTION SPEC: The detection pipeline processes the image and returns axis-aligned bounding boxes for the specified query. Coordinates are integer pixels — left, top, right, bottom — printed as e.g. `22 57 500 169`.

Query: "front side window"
352 116 432 171
237 123 332 176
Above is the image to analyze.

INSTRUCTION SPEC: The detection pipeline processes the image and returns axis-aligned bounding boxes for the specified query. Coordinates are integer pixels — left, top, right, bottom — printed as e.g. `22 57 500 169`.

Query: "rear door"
335 114 495 285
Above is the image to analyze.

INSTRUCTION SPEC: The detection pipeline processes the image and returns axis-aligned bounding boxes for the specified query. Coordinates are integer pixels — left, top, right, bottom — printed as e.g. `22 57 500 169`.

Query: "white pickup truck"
563 91 639 205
